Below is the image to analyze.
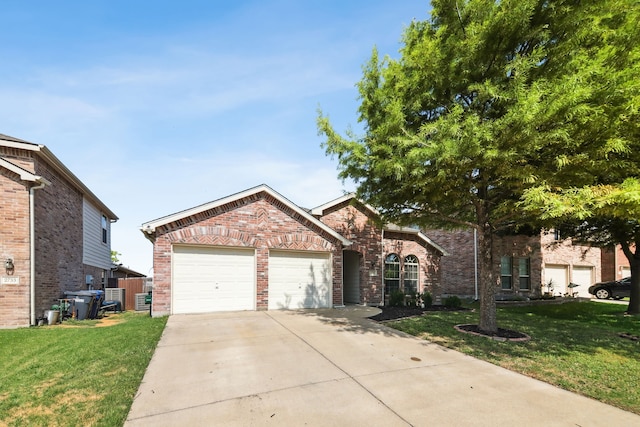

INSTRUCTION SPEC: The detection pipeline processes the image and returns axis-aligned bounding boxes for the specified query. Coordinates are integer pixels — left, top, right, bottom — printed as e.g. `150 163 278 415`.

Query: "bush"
389 290 405 307
421 291 433 308
443 295 462 309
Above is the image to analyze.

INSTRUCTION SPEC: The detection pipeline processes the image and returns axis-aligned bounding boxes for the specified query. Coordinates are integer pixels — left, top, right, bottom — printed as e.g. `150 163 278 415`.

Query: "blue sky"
1 0 429 275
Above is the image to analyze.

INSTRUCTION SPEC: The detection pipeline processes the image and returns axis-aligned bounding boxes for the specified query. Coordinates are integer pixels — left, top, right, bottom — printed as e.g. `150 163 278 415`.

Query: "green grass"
0 312 167 427
389 301 640 414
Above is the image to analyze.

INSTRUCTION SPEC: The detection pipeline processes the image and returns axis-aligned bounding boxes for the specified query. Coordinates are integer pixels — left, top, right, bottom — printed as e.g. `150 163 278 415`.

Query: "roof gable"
312 194 448 256
141 184 352 246
0 134 117 220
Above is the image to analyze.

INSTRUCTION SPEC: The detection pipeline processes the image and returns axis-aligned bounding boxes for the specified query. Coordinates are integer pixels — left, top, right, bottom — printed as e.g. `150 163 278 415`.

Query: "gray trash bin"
64 291 96 320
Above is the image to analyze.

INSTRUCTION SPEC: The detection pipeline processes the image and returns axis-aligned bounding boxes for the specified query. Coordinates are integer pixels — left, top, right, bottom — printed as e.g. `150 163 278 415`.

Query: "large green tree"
318 0 639 332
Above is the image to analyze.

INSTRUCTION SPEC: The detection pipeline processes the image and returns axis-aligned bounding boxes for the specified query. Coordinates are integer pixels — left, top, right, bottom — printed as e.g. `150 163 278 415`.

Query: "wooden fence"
117 277 151 311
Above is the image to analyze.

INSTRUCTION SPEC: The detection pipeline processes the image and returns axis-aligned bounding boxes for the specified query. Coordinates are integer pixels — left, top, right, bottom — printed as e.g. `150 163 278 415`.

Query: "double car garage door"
172 246 331 314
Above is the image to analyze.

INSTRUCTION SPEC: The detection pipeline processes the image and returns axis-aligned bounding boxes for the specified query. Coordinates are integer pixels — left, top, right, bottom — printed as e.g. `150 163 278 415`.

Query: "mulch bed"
368 305 468 322
369 305 530 342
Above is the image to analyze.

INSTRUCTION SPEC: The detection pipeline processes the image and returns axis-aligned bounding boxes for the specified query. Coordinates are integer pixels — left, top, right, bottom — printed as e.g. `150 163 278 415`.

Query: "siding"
82 198 111 269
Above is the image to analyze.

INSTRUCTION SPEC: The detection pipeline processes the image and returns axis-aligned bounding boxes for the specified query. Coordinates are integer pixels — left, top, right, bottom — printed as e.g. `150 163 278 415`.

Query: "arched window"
384 254 400 294
404 255 419 294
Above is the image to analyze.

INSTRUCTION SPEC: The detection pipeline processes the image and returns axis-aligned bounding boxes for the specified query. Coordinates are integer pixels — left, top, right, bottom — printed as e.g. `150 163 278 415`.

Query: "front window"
384 254 400 294
501 256 512 290
403 255 419 294
518 258 531 290
101 215 108 244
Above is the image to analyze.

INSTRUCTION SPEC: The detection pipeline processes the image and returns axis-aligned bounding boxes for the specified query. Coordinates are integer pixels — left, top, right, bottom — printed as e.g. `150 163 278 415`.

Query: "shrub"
389 290 405 307
443 295 462 309
407 290 418 306
421 291 433 308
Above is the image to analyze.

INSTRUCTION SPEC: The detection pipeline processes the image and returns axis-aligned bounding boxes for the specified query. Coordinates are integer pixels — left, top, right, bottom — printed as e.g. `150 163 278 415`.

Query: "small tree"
111 250 121 264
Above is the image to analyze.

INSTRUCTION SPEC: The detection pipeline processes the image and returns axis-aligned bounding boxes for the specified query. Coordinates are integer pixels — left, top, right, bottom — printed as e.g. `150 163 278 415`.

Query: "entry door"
343 251 360 304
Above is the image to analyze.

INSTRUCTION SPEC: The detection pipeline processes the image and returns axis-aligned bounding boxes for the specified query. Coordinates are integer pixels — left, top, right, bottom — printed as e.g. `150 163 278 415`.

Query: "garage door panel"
173 246 255 314
572 266 593 298
269 251 331 309
544 265 568 296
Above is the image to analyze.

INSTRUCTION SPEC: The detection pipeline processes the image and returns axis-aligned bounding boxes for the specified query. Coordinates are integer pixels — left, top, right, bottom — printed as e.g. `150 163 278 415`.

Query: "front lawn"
0 312 167 427
387 301 640 414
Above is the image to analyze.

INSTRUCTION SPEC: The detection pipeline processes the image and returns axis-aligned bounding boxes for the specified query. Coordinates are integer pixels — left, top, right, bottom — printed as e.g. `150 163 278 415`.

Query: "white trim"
0 157 51 184
311 193 379 216
384 224 449 256
141 184 351 246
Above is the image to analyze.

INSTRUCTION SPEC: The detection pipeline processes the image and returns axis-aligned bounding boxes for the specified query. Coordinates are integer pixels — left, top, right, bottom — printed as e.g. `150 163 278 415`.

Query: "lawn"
0 312 167 427
387 300 640 414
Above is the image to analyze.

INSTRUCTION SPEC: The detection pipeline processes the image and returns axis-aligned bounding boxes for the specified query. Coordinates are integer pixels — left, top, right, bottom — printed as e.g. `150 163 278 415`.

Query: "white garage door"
544 265 568 296
572 266 594 298
268 251 331 309
172 245 255 314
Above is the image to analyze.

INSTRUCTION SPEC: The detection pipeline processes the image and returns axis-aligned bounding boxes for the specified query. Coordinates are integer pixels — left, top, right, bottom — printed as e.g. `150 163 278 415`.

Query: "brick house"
0 134 118 327
427 228 602 300
601 245 631 282
140 185 446 316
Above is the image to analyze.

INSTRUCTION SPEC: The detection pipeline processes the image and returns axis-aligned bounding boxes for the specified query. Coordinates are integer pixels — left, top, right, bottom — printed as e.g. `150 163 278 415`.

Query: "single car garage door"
268 250 331 309
172 245 255 314
572 266 594 298
544 264 568 296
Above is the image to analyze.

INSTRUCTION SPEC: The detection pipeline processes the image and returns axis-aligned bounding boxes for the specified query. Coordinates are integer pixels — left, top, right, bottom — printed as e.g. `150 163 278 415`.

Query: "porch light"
5 258 14 273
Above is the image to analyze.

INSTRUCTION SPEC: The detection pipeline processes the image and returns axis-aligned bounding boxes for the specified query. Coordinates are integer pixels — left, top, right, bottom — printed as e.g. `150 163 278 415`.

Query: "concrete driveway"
125 307 639 426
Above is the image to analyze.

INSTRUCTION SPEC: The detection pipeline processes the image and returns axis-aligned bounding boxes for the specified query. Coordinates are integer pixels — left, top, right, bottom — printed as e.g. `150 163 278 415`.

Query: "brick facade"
601 245 631 281
428 228 603 299
316 200 385 305
32 156 86 314
145 188 445 314
150 192 344 316
0 166 31 327
1 137 116 328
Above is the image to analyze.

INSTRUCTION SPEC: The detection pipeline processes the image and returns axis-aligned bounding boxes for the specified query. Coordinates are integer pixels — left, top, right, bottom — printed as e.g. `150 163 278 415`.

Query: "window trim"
101 215 108 245
384 253 400 294
500 256 513 290
518 257 531 290
403 254 419 294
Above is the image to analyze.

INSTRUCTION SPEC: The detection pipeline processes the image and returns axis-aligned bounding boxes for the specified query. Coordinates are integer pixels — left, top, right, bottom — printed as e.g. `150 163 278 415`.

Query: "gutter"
30 179 49 325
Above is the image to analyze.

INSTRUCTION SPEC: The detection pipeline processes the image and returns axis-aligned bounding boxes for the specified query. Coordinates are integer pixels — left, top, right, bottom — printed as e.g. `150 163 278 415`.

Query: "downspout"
381 229 385 306
30 180 47 325
474 228 479 301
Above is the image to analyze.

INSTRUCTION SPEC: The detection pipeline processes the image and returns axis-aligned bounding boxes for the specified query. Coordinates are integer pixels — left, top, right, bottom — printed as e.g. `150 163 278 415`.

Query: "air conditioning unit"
105 288 125 310
135 293 151 311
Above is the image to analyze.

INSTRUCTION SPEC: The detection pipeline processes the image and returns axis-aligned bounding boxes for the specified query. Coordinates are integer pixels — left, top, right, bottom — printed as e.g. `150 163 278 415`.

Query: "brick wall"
33 156 86 315
383 231 442 299
427 228 603 299
317 201 385 305
601 245 631 281
540 231 601 286
151 193 343 315
426 229 478 298
0 168 31 327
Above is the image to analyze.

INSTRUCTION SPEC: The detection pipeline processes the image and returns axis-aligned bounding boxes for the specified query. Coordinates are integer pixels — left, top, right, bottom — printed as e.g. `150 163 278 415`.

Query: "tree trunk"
624 244 640 315
477 221 497 333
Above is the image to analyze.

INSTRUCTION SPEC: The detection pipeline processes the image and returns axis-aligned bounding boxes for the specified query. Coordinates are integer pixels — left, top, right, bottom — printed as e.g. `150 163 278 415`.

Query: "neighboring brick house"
428 228 602 300
1 134 117 327
601 245 631 282
140 185 446 316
